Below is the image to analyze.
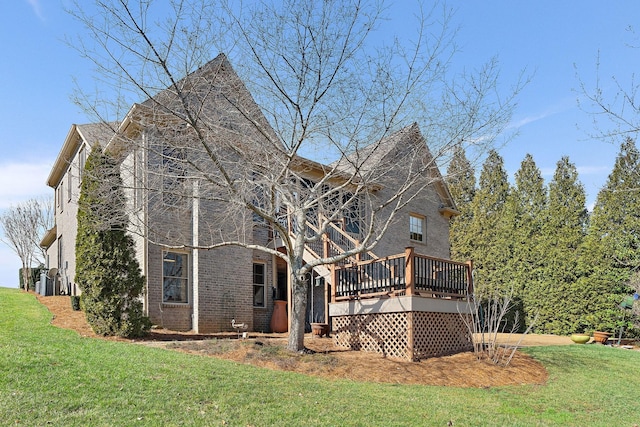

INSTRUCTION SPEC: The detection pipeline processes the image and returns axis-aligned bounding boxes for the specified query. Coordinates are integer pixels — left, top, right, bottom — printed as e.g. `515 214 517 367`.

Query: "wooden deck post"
407 312 415 361
330 264 337 303
404 247 415 296
324 277 330 324
465 260 474 296
322 232 330 259
287 262 292 333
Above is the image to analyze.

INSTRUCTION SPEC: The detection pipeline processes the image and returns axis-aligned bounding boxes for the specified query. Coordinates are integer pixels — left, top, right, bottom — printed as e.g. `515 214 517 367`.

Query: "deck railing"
278 211 377 265
324 219 377 264
332 247 473 302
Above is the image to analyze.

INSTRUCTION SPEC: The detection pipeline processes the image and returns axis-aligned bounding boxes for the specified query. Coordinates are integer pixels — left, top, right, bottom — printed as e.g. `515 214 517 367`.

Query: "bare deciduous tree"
577 28 640 141
68 0 522 352
0 197 54 290
461 287 536 366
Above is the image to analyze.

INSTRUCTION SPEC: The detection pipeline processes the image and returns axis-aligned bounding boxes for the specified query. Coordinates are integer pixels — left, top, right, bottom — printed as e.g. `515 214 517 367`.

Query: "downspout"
142 135 150 318
192 180 200 333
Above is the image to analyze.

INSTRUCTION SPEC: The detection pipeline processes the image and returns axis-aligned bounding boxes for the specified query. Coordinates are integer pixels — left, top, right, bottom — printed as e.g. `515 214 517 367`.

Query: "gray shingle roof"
330 123 422 175
76 122 118 148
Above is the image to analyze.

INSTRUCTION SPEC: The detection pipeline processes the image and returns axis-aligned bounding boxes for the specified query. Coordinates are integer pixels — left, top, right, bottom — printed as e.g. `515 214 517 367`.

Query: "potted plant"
310 313 329 338
569 321 591 344
570 332 591 344
592 330 612 344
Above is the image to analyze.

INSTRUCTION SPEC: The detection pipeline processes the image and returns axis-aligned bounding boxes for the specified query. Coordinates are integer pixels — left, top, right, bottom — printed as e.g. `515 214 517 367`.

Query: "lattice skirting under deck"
332 311 472 361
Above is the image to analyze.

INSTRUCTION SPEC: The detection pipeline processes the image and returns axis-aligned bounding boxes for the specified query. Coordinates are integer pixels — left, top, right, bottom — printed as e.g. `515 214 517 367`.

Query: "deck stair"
283 214 378 283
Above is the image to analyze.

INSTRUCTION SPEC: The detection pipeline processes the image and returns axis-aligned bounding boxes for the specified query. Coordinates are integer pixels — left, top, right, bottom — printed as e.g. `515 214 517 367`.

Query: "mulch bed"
34 293 549 387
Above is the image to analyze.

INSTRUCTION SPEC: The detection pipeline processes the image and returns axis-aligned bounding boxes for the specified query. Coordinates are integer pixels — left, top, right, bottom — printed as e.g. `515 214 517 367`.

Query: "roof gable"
106 53 281 156
46 122 116 188
331 124 457 211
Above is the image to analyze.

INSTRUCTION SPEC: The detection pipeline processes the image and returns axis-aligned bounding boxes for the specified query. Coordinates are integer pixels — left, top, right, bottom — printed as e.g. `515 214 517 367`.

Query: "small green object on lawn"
570 334 590 344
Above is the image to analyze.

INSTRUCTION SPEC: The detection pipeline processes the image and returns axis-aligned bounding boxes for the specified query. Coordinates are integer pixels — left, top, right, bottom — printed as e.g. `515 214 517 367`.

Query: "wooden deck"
328 248 474 360
331 247 473 303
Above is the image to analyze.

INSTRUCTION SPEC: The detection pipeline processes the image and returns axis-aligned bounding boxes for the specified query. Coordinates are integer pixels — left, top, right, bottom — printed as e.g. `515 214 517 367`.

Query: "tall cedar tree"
467 150 511 296
578 137 640 332
446 147 476 263
76 146 150 337
535 157 588 334
508 154 547 329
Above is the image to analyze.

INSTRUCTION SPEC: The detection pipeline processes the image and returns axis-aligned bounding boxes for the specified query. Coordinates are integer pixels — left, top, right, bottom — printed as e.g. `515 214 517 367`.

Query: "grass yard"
1 288 640 426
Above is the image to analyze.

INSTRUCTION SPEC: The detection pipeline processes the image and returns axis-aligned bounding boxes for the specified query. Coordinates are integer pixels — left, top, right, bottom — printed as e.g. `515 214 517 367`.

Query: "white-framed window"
343 192 362 236
409 213 426 243
134 149 143 209
163 251 189 303
58 183 64 212
78 145 87 197
253 262 266 308
162 144 186 207
67 173 72 202
57 236 63 272
78 146 87 183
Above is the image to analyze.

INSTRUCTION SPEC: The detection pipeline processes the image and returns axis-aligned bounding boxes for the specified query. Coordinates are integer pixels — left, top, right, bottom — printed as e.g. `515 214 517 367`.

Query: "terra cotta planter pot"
270 300 288 333
592 331 612 344
311 322 329 338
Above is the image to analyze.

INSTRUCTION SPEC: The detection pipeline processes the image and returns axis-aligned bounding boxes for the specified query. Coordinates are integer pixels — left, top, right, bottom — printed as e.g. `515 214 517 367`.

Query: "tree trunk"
21 264 29 292
287 272 308 352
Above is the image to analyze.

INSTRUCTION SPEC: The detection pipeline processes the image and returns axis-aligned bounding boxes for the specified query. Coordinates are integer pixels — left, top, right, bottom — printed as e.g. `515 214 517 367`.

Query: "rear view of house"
41 54 473 360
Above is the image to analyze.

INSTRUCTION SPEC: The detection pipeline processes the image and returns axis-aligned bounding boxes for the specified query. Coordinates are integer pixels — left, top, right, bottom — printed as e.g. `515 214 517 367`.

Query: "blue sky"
0 0 638 287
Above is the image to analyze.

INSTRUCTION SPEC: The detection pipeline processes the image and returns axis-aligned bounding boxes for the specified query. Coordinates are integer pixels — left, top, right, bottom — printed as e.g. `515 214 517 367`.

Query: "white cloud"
0 160 53 287
0 161 53 209
508 98 574 130
539 164 609 178
576 165 610 176
539 167 555 177
0 246 20 288
26 0 45 22
509 112 553 129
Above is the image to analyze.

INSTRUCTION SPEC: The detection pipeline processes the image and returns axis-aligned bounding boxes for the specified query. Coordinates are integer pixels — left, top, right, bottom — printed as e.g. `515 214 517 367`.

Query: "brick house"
42 54 473 359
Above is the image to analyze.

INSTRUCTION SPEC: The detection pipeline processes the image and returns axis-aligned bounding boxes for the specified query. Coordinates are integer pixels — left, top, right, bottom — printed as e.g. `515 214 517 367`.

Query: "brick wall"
371 184 452 260
195 246 253 332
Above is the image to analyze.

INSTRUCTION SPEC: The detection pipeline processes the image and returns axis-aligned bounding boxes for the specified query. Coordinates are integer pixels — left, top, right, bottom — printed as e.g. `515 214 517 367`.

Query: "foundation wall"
332 310 472 361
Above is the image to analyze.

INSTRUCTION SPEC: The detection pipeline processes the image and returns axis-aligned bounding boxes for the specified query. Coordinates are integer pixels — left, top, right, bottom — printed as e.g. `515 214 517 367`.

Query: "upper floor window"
162 145 186 207
57 236 63 270
78 146 87 183
57 182 64 212
67 173 72 202
134 149 143 209
409 213 426 243
163 251 189 303
343 193 361 235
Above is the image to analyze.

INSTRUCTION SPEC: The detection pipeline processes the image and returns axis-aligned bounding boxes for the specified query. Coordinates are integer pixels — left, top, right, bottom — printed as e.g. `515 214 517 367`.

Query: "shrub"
70 295 81 311
75 146 150 338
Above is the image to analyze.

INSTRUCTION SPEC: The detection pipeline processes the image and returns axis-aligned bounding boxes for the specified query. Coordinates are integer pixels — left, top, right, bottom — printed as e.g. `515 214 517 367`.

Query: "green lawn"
1 287 639 426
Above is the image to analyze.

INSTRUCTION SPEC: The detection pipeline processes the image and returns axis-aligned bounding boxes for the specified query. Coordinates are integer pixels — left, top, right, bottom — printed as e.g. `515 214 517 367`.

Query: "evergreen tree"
446 147 476 262
467 150 511 295
536 157 588 334
76 145 150 337
508 154 548 329
579 137 640 332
